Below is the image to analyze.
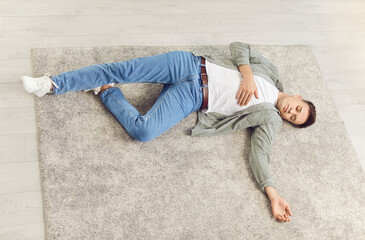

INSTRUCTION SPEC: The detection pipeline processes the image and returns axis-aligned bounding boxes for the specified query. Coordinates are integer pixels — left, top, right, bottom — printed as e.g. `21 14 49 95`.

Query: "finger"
244 92 253 105
237 90 246 103
236 90 242 100
286 206 293 216
276 215 283 222
254 89 259 99
238 92 247 105
241 92 249 106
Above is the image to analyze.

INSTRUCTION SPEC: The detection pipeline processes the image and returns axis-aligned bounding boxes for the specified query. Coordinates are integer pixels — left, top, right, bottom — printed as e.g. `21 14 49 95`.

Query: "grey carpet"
32 45 365 240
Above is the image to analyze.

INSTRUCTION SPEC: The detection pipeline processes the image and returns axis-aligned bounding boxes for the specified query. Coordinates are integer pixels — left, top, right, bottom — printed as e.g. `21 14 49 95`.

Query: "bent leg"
99 76 202 142
51 51 200 95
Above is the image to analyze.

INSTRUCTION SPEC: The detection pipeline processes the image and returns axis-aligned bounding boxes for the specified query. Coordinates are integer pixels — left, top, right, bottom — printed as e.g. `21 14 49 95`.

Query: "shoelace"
44 73 60 89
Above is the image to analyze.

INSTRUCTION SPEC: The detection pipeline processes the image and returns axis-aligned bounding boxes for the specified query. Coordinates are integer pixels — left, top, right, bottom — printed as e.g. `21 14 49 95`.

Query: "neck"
277 91 284 106
277 91 288 100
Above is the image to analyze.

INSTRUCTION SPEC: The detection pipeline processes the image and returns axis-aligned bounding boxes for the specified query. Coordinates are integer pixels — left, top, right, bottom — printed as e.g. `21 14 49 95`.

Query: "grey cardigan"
191 42 284 192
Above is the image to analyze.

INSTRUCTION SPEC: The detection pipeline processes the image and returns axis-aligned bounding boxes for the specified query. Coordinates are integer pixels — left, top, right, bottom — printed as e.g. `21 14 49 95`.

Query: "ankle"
100 85 113 94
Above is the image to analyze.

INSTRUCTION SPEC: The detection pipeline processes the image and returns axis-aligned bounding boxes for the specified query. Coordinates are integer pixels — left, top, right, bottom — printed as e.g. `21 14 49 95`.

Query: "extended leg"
51 51 201 94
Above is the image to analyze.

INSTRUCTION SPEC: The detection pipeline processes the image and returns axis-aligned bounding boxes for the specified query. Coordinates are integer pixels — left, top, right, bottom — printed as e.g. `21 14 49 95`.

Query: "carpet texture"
32 45 365 240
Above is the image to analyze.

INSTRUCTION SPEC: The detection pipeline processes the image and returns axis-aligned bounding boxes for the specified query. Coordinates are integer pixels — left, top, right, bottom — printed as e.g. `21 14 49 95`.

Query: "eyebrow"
293 106 306 123
292 106 302 122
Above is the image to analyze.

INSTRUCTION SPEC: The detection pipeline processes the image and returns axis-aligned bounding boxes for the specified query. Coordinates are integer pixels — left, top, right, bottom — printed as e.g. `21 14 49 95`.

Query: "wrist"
265 186 280 201
238 65 252 74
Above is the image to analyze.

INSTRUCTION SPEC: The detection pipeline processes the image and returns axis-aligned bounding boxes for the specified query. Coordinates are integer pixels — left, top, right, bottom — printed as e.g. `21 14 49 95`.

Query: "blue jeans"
51 51 204 142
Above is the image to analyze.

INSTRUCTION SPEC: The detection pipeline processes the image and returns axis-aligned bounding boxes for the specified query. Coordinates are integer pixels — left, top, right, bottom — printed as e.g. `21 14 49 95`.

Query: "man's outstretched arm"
249 121 292 222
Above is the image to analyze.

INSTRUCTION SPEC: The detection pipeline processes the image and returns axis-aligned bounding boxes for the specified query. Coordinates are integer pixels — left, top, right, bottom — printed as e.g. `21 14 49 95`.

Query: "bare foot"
270 196 293 222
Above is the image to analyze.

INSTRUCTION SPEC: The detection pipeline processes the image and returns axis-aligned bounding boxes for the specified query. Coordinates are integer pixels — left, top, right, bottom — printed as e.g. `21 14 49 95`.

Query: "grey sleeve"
248 121 282 192
229 42 280 79
229 42 251 66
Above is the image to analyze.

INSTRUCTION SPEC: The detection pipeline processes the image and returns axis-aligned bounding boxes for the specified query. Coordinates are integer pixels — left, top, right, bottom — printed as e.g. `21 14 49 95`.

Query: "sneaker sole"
19 76 35 93
20 76 51 97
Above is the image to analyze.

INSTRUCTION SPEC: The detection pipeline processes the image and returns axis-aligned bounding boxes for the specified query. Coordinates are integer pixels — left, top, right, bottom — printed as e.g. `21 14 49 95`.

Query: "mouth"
284 104 288 113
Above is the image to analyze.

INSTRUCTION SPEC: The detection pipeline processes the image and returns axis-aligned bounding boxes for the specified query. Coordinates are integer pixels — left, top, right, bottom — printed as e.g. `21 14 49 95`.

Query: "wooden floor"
0 0 364 239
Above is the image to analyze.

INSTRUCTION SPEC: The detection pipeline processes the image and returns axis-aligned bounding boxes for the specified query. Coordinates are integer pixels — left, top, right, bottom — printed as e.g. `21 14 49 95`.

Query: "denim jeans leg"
51 51 201 94
100 75 203 142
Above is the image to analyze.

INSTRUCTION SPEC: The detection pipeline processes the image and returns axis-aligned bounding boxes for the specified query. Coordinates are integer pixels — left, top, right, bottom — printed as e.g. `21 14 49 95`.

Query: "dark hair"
294 99 316 128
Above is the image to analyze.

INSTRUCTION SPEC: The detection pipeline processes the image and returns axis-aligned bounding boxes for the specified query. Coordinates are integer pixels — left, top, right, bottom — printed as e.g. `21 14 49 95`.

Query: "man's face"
277 94 310 125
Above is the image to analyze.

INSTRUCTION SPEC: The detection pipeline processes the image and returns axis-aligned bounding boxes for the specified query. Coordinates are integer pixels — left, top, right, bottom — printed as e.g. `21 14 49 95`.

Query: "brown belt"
200 57 208 110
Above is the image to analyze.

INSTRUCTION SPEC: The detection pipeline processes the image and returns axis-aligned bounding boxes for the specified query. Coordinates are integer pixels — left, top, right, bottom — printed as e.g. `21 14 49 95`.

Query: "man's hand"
265 186 293 222
236 65 259 106
270 196 292 222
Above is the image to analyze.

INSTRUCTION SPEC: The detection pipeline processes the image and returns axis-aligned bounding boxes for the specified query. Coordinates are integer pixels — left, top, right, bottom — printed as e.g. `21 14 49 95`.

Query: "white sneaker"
20 73 60 97
83 83 115 95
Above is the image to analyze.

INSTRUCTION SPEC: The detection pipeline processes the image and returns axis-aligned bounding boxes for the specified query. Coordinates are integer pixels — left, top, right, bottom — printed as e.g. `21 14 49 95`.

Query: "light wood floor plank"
43 35 118 48
211 31 360 46
117 33 215 46
339 111 365 123
174 14 361 34
0 134 25 164
0 17 3 37
356 32 365 53
0 162 41 194
0 133 39 166
0 107 36 135
24 133 39 162
0 191 44 227
3 15 178 37
0 223 45 240
334 89 365 113
42 33 216 48
0 59 32 83
309 45 365 91
282 0 365 14
135 0 285 14
0 83 35 108
0 37 44 59
318 72 365 91
0 0 135 16
310 45 365 69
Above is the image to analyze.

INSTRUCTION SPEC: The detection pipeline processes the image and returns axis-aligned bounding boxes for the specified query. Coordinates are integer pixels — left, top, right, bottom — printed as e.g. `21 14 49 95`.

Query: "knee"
131 127 156 143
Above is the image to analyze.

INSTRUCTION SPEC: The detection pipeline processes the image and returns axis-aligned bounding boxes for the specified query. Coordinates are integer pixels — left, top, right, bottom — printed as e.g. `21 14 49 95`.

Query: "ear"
294 95 302 100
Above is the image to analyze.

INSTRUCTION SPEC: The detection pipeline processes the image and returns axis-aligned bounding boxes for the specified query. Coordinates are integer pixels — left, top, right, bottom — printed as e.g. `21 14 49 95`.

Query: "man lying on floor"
20 42 316 223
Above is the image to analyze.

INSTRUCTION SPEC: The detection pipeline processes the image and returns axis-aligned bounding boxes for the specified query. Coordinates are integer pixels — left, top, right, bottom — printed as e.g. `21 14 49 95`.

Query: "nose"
289 106 297 114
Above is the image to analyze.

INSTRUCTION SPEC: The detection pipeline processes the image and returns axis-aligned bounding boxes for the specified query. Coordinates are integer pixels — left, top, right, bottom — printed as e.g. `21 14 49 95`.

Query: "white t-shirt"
205 60 279 116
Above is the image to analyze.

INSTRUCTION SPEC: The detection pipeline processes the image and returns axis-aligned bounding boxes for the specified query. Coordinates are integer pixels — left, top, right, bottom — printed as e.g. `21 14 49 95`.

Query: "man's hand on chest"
236 65 259 106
